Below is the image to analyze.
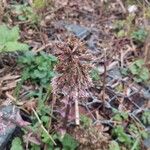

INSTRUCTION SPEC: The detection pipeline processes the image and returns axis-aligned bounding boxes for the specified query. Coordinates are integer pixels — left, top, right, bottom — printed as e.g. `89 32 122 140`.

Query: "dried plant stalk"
52 37 93 126
144 33 150 68
0 0 4 23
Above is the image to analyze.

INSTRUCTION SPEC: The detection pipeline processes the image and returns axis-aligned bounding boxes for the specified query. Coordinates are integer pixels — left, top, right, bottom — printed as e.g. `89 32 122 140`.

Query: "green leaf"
128 59 149 82
8 26 20 41
140 130 148 139
141 111 150 125
133 77 142 83
117 30 125 37
113 110 128 121
10 137 23 150
112 126 131 145
113 114 123 121
80 115 92 128
18 52 57 86
121 68 128 75
90 68 100 81
49 54 58 62
129 124 139 135
18 15 27 21
19 52 35 64
129 64 138 75
139 68 149 80
121 112 128 120
109 141 120 150
0 25 19 44
41 131 50 143
41 115 50 123
0 45 4 51
12 4 39 24
131 29 148 43
12 5 23 14
31 144 41 150
47 71 56 78
131 138 140 150
0 24 29 52
33 70 47 78
32 0 47 10
62 134 78 150
4 41 29 51
134 59 144 68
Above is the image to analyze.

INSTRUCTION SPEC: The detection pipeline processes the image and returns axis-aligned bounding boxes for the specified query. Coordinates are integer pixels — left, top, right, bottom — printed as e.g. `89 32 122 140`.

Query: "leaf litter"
0 0 150 150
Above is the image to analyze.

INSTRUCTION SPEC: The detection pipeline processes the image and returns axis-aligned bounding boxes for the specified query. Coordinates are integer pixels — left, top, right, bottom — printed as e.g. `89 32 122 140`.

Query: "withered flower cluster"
52 37 93 125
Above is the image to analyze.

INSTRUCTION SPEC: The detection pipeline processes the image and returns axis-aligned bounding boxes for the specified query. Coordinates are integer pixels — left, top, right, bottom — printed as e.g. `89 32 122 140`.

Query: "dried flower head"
51 36 93 126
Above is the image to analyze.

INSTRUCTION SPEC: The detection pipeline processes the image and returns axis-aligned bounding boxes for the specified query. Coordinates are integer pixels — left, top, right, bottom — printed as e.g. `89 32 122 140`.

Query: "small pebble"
128 5 138 13
27 29 33 35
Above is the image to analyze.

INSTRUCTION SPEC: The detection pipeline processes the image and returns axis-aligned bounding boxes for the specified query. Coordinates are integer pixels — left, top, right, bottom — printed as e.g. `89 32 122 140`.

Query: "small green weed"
113 20 126 37
30 145 40 150
48 133 78 150
80 115 92 128
15 51 60 149
90 68 100 81
128 59 150 82
141 110 150 126
115 83 124 93
112 109 128 122
131 28 148 43
10 137 23 150
113 14 135 38
112 125 131 146
32 0 48 10
129 124 148 139
29 131 78 150
18 51 57 86
0 24 29 52
59 133 78 150
11 4 40 24
144 7 150 19
109 141 120 150
112 123 148 150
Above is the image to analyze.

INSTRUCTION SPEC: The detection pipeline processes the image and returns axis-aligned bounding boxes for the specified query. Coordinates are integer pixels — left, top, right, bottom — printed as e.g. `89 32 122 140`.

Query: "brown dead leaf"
1 74 20 81
54 0 68 8
23 133 41 146
23 100 37 112
2 81 18 91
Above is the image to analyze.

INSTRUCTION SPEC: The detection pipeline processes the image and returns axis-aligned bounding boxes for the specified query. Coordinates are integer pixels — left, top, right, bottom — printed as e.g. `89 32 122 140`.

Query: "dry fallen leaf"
23 100 37 112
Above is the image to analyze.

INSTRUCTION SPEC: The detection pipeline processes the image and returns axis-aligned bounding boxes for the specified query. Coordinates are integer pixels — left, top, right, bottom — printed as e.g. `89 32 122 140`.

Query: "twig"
145 0 150 6
34 43 53 52
44 93 55 150
93 119 114 126
117 0 127 14
101 62 107 101
34 41 64 53
32 108 56 145
129 113 146 129
6 92 16 102
75 87 80 125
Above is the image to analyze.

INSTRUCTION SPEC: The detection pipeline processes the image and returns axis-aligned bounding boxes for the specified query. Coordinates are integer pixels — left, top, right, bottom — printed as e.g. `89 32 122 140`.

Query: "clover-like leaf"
0 24 29 52
109 141 120 150
10 137 23 150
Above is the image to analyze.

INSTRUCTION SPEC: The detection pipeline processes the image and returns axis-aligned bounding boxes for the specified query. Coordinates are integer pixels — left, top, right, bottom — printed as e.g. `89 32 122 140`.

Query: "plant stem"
32 108 56 145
